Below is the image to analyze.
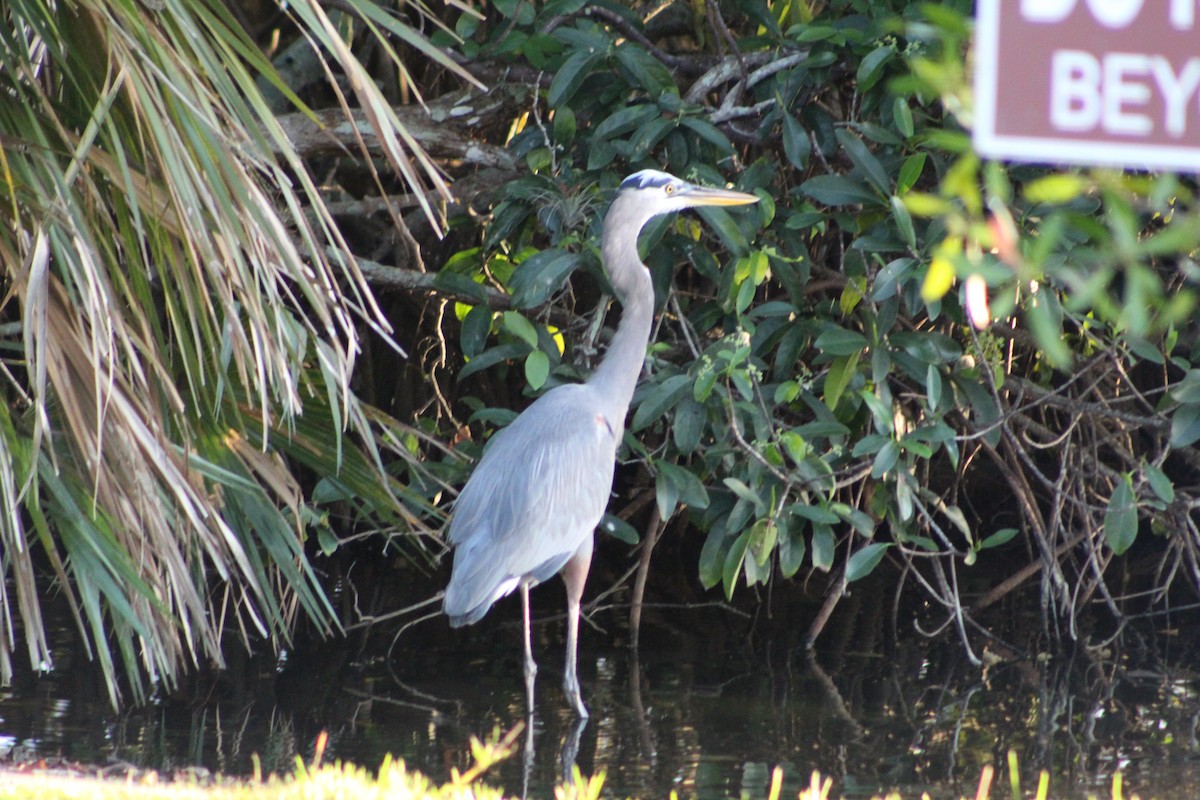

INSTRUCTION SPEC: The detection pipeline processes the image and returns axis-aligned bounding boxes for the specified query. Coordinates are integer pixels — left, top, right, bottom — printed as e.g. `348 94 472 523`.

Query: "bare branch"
273 88 523 171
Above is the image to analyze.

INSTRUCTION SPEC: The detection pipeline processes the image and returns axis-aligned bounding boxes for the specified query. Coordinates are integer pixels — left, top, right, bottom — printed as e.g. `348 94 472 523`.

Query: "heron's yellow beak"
685 185 760 206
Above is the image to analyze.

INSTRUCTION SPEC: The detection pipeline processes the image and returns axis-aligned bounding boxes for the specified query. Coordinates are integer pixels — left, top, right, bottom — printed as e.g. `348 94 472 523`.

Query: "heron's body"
443 383 617 626
443 170 757 717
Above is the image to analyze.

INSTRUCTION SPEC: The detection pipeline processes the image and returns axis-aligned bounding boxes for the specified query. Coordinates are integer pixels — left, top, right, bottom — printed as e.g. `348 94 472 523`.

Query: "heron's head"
614 169 759 224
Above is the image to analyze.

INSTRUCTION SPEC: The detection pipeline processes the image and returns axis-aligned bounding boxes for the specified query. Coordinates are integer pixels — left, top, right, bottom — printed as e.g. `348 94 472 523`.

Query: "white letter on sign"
1022 0 1076 22
1152 57 1200 136
1171 0 1197 29
1086 0 1144 28
1104 53 1152 135
1051 51 1101 131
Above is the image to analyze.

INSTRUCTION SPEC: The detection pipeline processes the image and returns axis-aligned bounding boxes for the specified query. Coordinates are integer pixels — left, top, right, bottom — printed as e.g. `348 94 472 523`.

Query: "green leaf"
860 393 893 433
926 363 943 413
1171 403 1200 448
434 271 490 304
316 524 340 557
896 153 926 194
1170 370 1200 404
795 420 853 440
525 147 552 172
524 350 549 390
655 467 680 519
954 375 1001 447
502 310 539 347
941 504 971 538
628 116 674 160
891 195 916 249
632 374 693 431
782 113 811 170
748 518 778 568
900 437 933 459
547 49 605 107
778 526 806 578
923 239 958 303
903 192 953 216
735 275 756 315
801 174 880 206
890 330 964 361
835 506 876 539
698 526 728 588
836 129 890 196
722 530 752 600
814 325 869 356
509 249 580 308
460 305 493 358
659 460 710 509
593 103 659 140
455 11 480 37
614 43 677 96
796 24 837 41
1103 474 1138 555
484 201 533 249
786 210 825 230
494 0 535 21
672 395 706 454
1024 173 1088 205
722 477 766 511
1142 218 1200 256
1125 335 1164 365
599 513 639 544
1145 463 1175 503
811 524 835 571
553 104 576 143
586 139 617 169
695 206 752 257
780 430 806 463
871 440 900 478
823 352 860 410
680 116 734 152
1025 293 1072 369
979 527 1018 550
789 503 840 525
846 542 890 582
893 97 914 139
856 43 895 92
693 367 718 402
458 343 527 381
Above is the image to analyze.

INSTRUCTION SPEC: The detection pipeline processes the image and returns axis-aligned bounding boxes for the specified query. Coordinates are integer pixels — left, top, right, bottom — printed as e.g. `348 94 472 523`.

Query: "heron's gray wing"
443 384 619 625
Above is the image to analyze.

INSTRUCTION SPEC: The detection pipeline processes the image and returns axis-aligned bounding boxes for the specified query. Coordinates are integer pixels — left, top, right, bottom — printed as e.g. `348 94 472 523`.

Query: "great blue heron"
443 169 759 718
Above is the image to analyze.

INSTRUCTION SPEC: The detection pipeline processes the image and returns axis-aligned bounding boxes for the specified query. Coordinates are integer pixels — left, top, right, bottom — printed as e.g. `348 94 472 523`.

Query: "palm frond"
0 0 448 703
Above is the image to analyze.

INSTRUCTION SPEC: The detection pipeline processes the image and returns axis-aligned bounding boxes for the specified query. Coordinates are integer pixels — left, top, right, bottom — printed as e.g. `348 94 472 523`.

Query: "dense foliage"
415 0 1200 660
0 0 462 702
5 0 1200 704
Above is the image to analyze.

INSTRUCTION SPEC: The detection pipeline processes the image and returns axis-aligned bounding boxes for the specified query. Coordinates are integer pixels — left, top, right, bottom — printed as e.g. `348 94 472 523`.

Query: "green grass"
0 740 1143 800
0 730 527 800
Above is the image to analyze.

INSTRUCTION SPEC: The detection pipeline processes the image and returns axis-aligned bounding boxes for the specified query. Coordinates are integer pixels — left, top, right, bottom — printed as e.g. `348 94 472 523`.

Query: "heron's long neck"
589 225 654 422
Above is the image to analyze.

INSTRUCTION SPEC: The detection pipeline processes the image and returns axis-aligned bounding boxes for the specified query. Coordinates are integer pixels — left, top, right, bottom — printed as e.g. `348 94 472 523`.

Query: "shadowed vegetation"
0 0 473 703
4 0 1200 712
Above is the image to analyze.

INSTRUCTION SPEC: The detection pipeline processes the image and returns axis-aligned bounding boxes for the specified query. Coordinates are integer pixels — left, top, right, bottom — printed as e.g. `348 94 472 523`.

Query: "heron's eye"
665 184 675 195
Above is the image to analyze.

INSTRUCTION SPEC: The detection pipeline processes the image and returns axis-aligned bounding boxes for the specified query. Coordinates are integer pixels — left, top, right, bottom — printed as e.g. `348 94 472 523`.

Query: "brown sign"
974 1 1200 169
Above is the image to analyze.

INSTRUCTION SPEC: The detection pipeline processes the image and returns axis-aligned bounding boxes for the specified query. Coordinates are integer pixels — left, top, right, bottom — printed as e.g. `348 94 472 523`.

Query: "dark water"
3 587 1200 799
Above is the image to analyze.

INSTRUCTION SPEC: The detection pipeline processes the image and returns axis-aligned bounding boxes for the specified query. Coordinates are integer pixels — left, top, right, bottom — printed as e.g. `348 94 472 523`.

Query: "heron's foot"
563 673 589 719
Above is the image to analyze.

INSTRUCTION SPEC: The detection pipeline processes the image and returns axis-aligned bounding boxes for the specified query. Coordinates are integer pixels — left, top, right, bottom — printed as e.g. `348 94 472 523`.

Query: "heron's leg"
520 581 536 715
562 553 591 718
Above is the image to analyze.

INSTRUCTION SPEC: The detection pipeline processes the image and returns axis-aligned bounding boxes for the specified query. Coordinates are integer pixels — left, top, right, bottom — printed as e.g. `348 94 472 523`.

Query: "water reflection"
2 603 1200 799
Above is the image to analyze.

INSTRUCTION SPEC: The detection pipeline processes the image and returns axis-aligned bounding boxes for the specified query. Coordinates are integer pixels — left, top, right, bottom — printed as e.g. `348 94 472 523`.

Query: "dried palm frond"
0 0 453 704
